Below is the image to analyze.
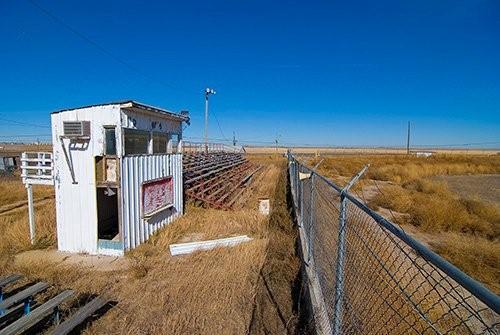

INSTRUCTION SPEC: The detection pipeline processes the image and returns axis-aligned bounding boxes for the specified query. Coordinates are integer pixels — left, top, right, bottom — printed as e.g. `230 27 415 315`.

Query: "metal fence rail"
182 141 244 153
287 152 499 335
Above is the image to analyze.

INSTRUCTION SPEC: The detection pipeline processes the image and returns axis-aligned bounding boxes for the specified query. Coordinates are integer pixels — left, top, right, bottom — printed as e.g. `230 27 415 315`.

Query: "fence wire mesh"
288 154 499 335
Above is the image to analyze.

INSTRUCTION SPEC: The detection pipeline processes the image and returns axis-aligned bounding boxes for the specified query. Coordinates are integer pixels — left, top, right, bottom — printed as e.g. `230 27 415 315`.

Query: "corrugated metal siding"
52 106 121 254
121 154 183 250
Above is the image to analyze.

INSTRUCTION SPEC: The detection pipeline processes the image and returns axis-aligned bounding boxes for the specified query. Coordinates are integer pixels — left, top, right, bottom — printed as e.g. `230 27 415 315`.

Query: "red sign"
141 176 174 218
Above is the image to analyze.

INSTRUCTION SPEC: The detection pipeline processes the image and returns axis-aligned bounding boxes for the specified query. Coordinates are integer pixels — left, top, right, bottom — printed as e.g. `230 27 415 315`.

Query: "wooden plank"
0 282 49 311
0 304 23 325
0 275 22 288
51 296 109 335
0 290 74 335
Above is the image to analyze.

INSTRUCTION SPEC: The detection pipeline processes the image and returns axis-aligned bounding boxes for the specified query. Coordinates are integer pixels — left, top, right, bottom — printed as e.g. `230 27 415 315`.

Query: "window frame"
123 128 151 156
152 131 168 154
103 126 117 156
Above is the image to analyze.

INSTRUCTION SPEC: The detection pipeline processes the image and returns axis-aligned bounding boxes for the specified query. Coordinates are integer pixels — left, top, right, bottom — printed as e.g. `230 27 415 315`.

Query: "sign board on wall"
141 176 174 218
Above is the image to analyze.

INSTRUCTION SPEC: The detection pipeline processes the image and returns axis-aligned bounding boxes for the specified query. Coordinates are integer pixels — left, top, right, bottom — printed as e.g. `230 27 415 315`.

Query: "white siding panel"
121 154 183 251
52 106 121 254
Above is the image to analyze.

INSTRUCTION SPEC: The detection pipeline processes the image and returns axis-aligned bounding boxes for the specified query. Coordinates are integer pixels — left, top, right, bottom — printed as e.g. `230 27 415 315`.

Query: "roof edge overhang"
51 100 190 123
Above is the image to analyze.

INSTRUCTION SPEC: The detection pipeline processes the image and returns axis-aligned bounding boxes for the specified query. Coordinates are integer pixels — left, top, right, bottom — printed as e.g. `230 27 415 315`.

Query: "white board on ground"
169 235 253 256
259 198 270 215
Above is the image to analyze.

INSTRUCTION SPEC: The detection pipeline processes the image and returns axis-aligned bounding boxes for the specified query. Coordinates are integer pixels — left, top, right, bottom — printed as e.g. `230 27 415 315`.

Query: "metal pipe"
205 94 209 153
26 184 35 245
308 174 314 262
333 193 347 335
333 165 369 334
185 160 245 184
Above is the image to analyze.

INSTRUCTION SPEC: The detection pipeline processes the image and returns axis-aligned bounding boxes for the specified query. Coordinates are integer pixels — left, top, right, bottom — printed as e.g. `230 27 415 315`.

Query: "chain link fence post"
333 191 347 335
299 166 304 228
308 173 315 263
333 165 369 334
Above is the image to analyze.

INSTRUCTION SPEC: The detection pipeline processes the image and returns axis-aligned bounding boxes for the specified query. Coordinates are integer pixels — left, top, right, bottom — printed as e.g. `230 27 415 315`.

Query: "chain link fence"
288 153 499 335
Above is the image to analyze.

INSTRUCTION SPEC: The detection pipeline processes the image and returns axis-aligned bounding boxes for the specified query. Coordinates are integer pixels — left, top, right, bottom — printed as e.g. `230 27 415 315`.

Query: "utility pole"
204 88 216 152
275 134 281 153
406 121 411 155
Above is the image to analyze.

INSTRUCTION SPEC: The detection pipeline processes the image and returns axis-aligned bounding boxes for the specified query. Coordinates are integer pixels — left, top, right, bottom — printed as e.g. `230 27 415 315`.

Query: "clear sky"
1 0 499 147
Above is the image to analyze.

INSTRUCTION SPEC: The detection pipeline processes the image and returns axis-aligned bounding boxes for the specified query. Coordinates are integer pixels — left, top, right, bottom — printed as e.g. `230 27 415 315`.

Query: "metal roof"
52 100 190 123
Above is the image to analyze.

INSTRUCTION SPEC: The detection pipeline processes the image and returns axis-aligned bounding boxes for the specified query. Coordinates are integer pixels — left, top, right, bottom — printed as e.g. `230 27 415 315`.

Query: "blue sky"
0 0 499 147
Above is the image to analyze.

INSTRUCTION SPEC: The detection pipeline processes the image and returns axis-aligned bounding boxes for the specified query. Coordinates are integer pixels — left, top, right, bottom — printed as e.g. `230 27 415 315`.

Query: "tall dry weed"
432 233 500 294
311 154 500 184
0 199 56 256
316 154 500 292
0 177 54 206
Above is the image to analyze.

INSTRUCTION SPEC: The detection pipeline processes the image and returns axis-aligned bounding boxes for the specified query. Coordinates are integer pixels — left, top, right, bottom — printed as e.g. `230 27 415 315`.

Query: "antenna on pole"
406 121 411 155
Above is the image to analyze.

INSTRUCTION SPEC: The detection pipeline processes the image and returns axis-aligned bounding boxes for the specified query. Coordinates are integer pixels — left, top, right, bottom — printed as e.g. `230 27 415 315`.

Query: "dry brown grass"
0 200 57 255
0 157 301 334
310 154 500 183
0 178 56 258
369 183 500 238
248 160 300 334
0 176 54 206
246 146 500 155
311 154 500 293
431 233 500 294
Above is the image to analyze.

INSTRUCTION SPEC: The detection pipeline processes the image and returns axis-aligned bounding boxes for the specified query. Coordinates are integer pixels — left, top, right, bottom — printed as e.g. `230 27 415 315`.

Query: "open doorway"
97 187 119 240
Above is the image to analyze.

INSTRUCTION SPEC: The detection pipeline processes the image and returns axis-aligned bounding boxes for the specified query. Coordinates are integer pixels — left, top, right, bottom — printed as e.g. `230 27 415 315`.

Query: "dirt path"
432 174 500 204
0 196 53 216
247 161 301 335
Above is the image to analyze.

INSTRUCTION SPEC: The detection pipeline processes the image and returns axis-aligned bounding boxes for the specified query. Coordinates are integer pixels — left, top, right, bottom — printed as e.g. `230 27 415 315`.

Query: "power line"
0 134 51 138
212 112 228 141
0 116 50 128
26 0 187 95
183 135 500 148
413 141 500 148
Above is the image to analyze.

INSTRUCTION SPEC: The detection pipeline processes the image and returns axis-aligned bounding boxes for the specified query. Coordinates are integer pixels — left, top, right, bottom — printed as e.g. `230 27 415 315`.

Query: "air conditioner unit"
63 121 91 138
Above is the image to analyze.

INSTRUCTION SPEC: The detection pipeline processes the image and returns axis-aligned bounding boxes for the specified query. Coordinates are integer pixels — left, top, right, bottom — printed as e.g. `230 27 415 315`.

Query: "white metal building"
50 101 189 256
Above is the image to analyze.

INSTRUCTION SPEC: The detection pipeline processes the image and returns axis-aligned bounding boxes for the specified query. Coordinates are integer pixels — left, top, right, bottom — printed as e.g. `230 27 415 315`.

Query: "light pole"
205 88 216 152
406 121 411 155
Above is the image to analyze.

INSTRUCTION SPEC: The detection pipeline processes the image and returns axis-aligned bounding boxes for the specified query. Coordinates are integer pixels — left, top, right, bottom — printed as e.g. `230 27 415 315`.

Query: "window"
124 128 150 155
170 133 180 153
153 132 167 154
104 127 117 155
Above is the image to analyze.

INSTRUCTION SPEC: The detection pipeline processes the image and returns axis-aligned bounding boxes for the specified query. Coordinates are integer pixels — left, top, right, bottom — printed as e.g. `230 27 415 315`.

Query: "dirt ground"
431 174 500 204
0 155 301 334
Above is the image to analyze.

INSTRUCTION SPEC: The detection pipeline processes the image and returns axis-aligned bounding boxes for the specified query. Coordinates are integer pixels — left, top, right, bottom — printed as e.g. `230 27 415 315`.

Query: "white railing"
182 141 244 154
21 152 54 186
21 152 55 245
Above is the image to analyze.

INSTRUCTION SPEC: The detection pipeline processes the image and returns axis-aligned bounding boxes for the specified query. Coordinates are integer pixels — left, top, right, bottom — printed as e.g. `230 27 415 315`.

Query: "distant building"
0 153 20 172
412 151 435 158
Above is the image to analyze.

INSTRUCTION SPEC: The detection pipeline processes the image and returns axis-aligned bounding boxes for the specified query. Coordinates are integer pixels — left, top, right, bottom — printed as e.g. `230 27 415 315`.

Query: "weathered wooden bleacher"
0 274 112 335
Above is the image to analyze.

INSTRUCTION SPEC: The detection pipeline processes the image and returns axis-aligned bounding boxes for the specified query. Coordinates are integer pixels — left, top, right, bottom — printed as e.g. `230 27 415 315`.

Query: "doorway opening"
97 187 119 241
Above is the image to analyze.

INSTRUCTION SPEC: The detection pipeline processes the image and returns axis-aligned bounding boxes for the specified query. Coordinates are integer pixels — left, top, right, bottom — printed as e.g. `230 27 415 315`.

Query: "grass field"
0 155 301 334
307 153 500 293
246 145 500 155
1 149 498 332
0 176 55 259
